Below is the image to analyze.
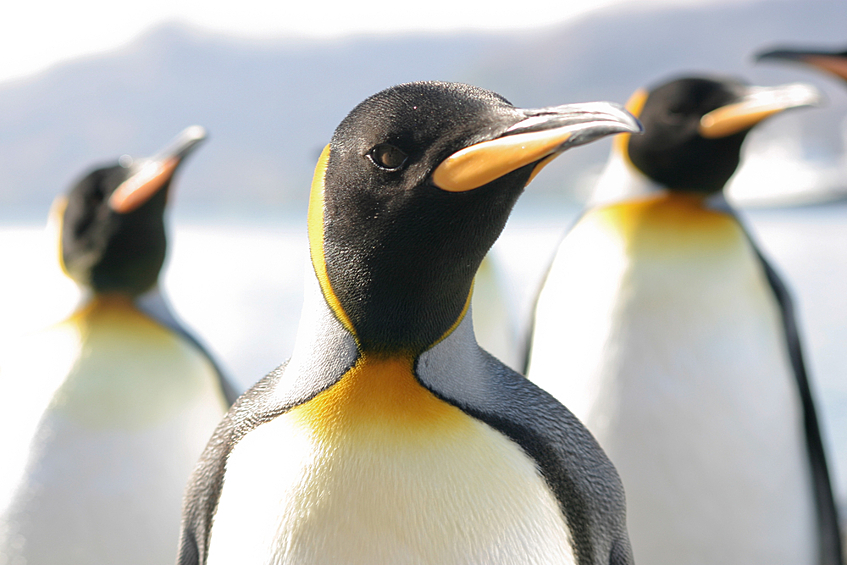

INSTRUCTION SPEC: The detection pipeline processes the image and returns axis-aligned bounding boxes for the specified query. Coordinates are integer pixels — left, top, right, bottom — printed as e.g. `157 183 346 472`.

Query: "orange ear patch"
614 88 648 159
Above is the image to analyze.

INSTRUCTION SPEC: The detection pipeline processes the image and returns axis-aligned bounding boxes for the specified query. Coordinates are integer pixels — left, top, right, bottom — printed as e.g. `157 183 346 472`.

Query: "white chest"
208 392 575 565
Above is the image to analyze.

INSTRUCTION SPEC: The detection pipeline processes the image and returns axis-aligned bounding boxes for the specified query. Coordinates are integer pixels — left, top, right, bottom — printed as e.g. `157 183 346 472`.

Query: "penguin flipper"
755 248 844 565
177 362 291 565
136 288 242 406
171 326 241 406
469 353 633 565
422 345 633 565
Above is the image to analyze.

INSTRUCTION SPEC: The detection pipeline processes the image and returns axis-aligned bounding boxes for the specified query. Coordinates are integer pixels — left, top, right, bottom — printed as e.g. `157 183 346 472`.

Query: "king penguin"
0 127 236 565
525 76 842 565
176 81 642 565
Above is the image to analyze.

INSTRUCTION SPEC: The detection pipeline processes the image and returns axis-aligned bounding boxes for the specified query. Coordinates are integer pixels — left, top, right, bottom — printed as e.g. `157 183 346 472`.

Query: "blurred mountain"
1 0 846 217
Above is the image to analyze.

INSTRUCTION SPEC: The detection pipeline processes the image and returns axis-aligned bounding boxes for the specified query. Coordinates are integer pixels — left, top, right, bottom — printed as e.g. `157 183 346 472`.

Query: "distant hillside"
0 0 845 217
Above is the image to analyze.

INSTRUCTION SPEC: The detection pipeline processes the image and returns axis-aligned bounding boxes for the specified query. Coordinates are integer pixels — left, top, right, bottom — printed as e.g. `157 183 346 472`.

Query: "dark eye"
367 144 407 171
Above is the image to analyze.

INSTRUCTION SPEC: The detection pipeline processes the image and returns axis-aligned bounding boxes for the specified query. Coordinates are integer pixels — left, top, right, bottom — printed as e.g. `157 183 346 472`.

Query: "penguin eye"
367 144 407 171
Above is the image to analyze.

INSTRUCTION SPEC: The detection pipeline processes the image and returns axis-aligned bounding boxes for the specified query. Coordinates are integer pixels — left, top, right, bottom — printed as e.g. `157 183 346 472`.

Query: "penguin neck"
320 241 476 354
72 285 177 329
590 148 665 207
599 190 733 221
306 144 494 357
72 292 137 317
592 147 730 209
280 267 483 410
301 256 473 356
308 178 477 356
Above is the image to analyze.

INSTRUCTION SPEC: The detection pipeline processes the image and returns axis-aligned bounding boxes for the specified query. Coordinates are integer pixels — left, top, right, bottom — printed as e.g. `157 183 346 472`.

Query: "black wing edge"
170 325 242 406
136 291 243 407
753 244 844 565
425 350 634 565
175 362 290 565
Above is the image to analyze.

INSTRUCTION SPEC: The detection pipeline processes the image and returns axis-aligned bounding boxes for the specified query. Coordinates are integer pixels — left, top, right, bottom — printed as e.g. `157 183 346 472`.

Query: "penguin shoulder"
135 287 241 405
418 313 633 565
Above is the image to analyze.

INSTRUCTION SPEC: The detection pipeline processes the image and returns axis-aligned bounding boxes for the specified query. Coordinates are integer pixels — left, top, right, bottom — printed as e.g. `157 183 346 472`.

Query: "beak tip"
159 125 208 163
786 82 826 108
605 107 644 138
183 125 208 143
602 101 644 136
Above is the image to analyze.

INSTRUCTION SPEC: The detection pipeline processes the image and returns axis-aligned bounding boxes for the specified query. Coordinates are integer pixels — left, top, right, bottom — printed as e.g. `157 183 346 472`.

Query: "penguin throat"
289 354 466 437
627 134 744 195
316 266 473 355
69 293 142 326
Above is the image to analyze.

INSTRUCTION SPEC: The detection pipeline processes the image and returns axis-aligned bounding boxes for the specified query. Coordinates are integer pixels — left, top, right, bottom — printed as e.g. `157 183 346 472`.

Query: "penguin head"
60 126 206 296
311 81 641 354
618 76 820 194
757 46 847 83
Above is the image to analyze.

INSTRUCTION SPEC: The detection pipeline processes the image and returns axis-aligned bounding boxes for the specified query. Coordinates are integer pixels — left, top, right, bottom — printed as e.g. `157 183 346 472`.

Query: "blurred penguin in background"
0 127 236 565
525 75 842 565
758 46 847 85
757 42 847 557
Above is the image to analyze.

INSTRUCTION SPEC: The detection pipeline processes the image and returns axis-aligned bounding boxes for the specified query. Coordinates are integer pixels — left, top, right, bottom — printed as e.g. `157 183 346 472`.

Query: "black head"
757 46 847 83
60 126 206 296
312 81 641 354
625 76 820 194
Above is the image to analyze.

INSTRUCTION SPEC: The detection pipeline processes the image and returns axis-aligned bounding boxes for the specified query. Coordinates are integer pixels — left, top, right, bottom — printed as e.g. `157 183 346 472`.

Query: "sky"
1 0 746 86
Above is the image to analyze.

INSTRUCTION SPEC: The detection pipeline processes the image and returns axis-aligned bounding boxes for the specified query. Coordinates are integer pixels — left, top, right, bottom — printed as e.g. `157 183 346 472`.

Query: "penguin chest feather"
208 356 575 565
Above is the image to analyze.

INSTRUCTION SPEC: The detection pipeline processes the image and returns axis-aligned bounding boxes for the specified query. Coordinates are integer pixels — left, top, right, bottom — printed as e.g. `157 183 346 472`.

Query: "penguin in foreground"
525 76 842 565
758 46 847 84
0 127 235 565
177 81 642 565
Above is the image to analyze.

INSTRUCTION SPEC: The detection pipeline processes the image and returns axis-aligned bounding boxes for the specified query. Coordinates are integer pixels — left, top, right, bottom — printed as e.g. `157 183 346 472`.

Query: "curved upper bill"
432 102 642 193
699 83 823 139
109 125 207 214
757 47 847 81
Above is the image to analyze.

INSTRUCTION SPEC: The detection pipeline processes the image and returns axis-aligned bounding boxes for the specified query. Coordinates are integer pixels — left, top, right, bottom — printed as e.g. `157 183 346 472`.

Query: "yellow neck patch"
595 192 741 256
614 88 648 164
50 195 71 278
69 293 140 323
51 293 225 430
307 144 356 336
290 354 467 441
